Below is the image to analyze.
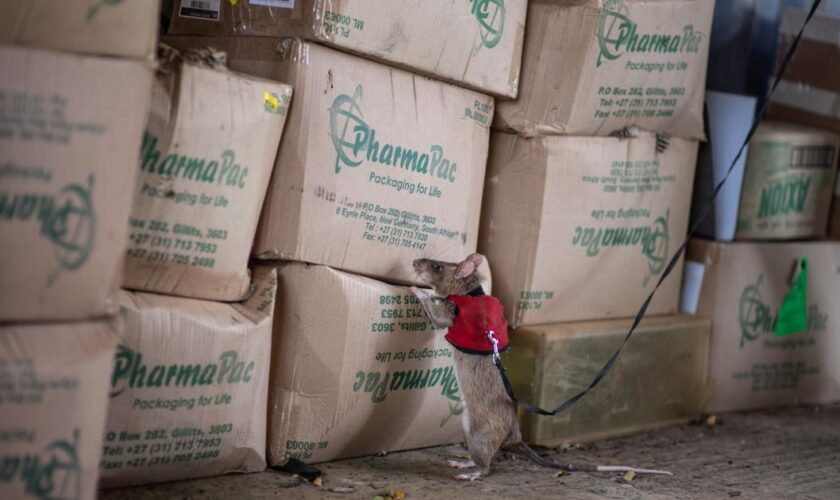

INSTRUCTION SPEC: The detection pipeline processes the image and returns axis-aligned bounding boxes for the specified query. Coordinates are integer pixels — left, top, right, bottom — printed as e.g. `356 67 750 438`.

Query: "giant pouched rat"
411 254 672 481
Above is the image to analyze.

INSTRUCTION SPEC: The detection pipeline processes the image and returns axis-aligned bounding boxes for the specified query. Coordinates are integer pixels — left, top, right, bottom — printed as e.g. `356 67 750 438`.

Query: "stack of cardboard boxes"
162 0 527 465
1 0 298 493
0 2 158 498
681 7 840 414
4 2 836 495
99 43 292 487
480 0 715 447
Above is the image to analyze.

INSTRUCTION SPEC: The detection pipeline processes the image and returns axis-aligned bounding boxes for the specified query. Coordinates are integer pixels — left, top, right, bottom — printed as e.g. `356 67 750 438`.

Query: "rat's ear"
455 254 483 279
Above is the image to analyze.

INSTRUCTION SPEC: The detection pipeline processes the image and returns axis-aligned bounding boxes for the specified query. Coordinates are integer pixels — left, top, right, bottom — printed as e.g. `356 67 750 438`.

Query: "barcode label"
790 146 836 169
249 0 295 8
179 0 221 21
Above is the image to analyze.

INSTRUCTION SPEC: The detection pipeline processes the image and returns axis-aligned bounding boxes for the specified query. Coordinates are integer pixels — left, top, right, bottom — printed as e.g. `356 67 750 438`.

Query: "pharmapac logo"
596 0 704 67
328 85 459 183
737 275 828 348
572 210 670 286
109 345 256 398
738 275 774 347
470 0 505 50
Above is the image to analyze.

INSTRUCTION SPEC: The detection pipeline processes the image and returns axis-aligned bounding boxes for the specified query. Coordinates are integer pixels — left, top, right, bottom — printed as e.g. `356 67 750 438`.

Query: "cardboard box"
122 47 293 301
506 316 710 447
494 0 713 138
1 0 159 60
734 122 839 240
251 40 491 286
267 262 470 464
0 319 119 500
766 10 840 240
166 0 526 98
162 36 290 82
683 239 840 413
768 9 840 136
100 268 276 488
479 132 697 327
0 46 154 322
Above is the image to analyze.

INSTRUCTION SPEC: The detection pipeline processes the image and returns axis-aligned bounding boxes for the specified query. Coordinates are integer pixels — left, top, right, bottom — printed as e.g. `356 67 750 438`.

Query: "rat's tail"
508 441 672 475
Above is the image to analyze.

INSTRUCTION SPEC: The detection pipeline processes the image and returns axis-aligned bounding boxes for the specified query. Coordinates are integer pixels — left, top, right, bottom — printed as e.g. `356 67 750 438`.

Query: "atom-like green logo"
439 373 463 427
471 0 506 50
9 429 82 500
440 401 465 428
87 0 124 21
738 275 774 347
45 176 96 286
328 85 371 174
596 0 633 67
642 210 669 286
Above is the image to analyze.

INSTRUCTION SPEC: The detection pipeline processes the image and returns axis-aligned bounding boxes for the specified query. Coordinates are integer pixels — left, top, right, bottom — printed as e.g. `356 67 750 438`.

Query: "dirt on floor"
103 405 840 499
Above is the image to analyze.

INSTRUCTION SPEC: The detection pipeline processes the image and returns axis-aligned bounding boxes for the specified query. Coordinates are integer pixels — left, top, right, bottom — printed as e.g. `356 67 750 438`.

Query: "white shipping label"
179 0 221 21
249 0 295 7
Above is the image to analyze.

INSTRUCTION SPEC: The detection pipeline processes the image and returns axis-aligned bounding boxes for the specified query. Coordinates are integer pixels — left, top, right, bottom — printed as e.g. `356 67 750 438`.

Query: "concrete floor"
103 405 840 499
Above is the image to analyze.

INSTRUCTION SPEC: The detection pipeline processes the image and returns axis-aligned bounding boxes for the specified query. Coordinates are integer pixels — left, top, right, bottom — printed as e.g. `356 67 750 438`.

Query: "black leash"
271 457 322 481
493 0 823 416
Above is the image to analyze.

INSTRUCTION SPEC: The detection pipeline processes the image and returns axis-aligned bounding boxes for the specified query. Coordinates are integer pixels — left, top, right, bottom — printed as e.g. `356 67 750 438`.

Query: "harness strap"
487 330 500 362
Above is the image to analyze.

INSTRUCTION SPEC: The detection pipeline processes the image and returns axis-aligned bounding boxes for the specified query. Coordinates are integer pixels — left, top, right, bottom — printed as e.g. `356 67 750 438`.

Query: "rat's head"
412 253 484 296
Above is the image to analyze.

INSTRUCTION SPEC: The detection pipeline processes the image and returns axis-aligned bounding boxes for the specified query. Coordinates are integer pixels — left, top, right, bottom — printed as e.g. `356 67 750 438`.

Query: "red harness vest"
445 294 510 355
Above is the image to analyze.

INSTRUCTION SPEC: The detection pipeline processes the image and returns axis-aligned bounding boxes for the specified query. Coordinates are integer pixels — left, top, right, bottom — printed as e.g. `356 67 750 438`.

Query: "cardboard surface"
0 319 119 500
479 132 697 326
735 122 839 240
0 0 159 60
251 40 491 286
494 0 713 138
101 268 276 487
768 10 840 136
167 0 526 98
0 46 153 322
123 48 292 301
162 36 290 82
267 262 469 464
507 315 710 447
685 239 840 413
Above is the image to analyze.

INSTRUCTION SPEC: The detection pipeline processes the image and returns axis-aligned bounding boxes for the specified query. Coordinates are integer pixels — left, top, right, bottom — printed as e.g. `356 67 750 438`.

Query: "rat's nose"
412 259 423 270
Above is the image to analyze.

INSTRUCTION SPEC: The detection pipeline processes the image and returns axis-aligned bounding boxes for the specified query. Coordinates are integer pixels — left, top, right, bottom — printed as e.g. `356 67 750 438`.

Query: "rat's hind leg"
454 471 482 481
455 429 507 480
455 434 493 480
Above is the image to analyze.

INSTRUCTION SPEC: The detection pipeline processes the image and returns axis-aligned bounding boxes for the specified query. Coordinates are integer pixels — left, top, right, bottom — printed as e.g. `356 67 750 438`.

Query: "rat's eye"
432 263 442 273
